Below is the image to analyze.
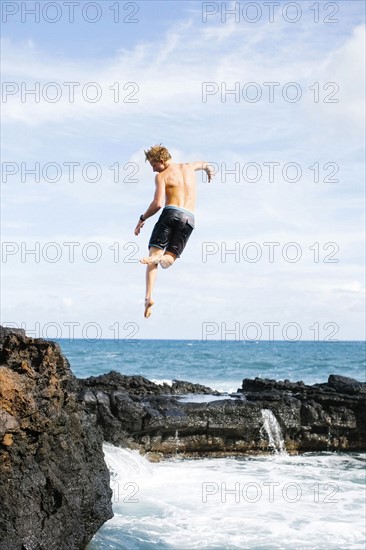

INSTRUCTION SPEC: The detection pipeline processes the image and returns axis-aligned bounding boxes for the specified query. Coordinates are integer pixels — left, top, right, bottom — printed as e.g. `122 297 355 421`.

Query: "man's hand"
134 219 145 236
192 161 214 182
205 164 214 182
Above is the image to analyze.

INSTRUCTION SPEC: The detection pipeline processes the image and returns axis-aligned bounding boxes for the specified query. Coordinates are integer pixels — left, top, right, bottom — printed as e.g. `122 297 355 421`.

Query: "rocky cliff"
0 327 113 550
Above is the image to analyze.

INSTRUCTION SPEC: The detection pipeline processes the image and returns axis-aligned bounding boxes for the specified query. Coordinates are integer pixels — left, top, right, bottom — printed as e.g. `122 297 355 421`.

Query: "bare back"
159 163 197 213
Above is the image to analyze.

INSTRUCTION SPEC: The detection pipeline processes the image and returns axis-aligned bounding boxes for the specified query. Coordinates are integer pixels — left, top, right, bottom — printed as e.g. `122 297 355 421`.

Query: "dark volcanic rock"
171 380 220 395
241 375 366 452
241 377 306 394
0 326 113 550
80 371 217 397
81 371 170 397
79 370 366 457
327 374 363 394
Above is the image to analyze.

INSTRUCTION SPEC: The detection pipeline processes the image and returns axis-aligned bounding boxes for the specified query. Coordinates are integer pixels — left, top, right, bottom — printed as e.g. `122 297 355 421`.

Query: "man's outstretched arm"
134 175 165 236
191 161 214 182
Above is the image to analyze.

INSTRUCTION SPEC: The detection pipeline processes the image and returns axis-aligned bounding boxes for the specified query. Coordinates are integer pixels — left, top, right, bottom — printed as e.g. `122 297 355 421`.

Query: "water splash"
261 409 288 455
103 442 153 480
90 444 365 550
174 429 180 458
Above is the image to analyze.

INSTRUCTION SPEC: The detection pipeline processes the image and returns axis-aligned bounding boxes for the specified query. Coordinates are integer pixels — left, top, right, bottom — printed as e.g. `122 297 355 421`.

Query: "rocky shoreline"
1 327 365 548
78 369 366 459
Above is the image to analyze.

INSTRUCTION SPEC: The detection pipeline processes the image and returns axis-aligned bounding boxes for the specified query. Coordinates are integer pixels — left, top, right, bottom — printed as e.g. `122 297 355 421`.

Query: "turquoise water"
59 339 366 392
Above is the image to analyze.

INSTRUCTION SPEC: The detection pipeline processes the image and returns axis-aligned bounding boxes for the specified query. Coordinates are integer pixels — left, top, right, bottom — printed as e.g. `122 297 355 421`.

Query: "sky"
1 0 365 341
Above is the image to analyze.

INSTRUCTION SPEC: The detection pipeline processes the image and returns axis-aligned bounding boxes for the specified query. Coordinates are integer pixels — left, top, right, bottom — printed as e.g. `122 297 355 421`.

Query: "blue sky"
1 0 365 340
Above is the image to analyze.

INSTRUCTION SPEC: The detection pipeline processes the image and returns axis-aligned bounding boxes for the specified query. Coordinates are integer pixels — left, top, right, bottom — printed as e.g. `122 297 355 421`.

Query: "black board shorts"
148 206 195 258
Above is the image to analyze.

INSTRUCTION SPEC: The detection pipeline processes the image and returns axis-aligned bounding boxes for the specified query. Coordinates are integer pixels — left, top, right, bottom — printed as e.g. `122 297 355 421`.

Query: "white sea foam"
90 445 366 550
151 380 237 394
151 379 173 387
177 394 236 403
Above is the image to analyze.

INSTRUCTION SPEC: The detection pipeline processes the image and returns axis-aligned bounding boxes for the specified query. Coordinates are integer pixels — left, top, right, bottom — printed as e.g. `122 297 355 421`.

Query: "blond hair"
144 144 171 163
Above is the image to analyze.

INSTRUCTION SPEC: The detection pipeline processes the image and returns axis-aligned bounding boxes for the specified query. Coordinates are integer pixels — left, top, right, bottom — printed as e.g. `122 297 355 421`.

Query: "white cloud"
1 4 365 339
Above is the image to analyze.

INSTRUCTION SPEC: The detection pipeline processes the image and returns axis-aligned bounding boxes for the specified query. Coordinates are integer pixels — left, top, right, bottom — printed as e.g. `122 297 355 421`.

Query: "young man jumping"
134 144 213 318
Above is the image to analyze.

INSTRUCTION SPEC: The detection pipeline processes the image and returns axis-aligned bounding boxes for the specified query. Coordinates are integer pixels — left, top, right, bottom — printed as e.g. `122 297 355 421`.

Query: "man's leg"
140 247 164 265
144 246 163 318
159 251 177 269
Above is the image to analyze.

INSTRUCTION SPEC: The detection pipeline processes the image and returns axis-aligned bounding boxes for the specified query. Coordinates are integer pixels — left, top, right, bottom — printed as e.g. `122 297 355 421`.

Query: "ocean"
58 339 366 550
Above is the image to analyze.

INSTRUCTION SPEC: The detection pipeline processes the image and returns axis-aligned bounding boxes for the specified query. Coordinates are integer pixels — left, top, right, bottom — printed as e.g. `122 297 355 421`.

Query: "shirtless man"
134 144 213 318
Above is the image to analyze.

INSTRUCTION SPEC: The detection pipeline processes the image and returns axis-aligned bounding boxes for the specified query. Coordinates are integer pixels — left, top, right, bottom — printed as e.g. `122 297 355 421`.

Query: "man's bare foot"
144 298 155 318
140 256 161 265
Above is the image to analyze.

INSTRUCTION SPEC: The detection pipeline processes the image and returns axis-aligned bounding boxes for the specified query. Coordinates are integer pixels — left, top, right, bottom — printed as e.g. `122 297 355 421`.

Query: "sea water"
56 340 366 549
60 339 366 391
88 446 365 550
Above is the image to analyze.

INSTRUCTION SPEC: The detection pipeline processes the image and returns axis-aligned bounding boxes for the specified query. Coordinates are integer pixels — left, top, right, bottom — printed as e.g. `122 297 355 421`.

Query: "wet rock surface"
79 370 366 457
0 327 113 550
